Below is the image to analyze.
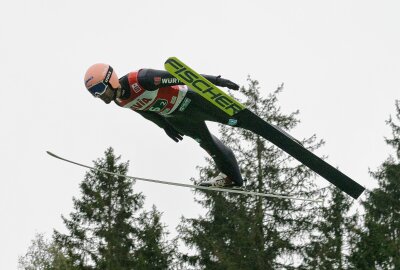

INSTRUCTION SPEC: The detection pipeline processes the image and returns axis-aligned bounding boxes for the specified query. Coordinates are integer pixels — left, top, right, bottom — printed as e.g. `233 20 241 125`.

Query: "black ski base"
235 109 365 199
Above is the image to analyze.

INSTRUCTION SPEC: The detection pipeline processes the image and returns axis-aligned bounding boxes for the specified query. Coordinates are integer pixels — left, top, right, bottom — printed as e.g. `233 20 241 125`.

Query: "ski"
164 57 365 199
165 57 245 116
46 151 322 203
235 109 366 199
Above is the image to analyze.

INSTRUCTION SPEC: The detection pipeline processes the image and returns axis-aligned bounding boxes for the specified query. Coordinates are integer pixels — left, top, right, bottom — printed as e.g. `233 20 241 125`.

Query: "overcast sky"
1 0 399 268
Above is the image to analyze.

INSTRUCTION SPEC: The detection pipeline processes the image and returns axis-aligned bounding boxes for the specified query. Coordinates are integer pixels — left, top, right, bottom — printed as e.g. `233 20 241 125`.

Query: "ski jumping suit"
116 69 244 186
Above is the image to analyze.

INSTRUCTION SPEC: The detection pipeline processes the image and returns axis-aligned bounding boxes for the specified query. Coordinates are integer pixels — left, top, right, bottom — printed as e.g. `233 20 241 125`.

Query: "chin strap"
112 87 122 100
114 87 129 100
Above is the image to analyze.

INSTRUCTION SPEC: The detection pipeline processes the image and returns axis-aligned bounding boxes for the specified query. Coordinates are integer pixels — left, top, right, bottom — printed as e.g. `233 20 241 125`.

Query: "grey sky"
1 0 399 268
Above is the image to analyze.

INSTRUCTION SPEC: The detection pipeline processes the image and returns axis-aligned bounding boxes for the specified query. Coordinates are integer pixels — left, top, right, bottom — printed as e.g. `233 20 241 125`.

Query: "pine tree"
349 101 400 270
54 147 176 269
302 186 356 270
18 233 73 270
178 78 323 269
133 206 177 269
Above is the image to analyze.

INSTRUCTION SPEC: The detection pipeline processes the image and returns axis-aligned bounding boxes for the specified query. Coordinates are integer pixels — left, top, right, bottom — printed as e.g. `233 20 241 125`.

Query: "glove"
215 75 239 90
164 125 184 142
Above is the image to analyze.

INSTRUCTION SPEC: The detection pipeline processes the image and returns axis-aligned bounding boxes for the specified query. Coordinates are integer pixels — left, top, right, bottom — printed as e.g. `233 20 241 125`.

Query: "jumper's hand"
216 75 239 90
164 125 184 142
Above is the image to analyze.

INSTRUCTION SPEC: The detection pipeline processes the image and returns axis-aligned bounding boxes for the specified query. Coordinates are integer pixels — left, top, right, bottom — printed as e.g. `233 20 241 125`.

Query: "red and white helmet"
84 63 120 97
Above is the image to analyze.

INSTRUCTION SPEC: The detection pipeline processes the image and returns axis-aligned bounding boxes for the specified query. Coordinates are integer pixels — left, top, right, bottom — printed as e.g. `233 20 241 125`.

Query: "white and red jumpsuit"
115 69 243 186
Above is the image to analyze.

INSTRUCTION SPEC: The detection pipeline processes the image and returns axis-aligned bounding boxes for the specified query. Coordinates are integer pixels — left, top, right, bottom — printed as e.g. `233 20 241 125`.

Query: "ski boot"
198 173 236 188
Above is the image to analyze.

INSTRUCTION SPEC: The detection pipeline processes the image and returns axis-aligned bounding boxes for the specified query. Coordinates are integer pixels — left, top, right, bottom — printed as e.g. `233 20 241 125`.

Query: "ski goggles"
87 66 114 97
88 82 109 97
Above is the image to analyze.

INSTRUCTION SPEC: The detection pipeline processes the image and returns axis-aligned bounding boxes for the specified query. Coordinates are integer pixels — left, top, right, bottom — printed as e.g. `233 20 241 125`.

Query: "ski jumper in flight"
83 62 365 198
84 63 244 187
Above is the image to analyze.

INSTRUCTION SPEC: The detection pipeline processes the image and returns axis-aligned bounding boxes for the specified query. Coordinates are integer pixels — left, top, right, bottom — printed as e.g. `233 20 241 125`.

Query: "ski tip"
46 151 59 159
164 56 179 64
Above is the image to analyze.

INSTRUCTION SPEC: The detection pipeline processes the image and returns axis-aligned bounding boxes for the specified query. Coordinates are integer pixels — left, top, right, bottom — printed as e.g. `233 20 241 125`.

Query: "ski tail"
235 110 365 199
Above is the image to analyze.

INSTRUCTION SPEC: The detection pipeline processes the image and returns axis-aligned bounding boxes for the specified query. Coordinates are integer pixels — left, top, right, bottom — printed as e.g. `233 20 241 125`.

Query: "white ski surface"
46 151 322 203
